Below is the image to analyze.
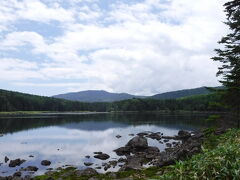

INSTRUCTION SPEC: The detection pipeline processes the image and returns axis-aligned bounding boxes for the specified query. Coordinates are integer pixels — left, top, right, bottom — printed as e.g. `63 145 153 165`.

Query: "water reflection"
0 112 212 176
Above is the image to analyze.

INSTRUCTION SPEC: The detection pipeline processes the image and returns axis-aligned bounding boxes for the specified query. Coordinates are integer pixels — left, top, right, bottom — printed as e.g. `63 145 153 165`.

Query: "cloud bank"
0 0 228 96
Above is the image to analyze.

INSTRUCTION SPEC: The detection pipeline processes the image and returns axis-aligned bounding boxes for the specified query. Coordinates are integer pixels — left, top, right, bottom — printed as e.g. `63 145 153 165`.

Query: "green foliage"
0 89 225 112
205 115 221 123
212 0 240 115
157 129 240 180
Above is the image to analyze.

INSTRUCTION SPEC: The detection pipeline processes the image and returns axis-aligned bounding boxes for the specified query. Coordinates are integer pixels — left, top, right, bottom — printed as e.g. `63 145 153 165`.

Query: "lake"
0 112 213 177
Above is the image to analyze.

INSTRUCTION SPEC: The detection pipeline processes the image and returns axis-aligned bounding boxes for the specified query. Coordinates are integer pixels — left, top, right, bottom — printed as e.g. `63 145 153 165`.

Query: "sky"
0 0 229 96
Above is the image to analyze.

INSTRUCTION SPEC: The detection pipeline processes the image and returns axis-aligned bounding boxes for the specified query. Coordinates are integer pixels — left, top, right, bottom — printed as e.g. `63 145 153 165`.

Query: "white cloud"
0 58 43 80
0 0 229 95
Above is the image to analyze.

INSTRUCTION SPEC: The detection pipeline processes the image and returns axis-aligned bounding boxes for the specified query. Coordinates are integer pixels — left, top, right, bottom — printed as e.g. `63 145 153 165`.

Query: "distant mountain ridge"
53 87 214 102
53 90 138 102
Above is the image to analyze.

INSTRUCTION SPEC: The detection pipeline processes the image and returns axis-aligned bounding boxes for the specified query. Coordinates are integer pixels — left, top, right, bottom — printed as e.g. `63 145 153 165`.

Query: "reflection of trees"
0 113 212 134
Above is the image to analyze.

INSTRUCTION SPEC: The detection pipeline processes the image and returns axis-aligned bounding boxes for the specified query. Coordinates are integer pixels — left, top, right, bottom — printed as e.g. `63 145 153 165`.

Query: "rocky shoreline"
0 128 226 180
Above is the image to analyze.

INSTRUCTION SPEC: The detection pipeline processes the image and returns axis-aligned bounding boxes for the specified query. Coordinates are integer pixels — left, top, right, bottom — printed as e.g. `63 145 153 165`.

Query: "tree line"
0 89 224 112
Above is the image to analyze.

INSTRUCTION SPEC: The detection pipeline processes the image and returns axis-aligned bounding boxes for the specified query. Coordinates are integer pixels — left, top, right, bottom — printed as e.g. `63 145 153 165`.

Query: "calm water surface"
0 112 213 176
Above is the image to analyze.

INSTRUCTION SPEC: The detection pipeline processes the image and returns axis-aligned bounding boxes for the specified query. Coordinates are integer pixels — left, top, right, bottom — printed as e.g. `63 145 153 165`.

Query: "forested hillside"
53 90 139 102
53 87 216 102
0 89 224 112
151 87 211 100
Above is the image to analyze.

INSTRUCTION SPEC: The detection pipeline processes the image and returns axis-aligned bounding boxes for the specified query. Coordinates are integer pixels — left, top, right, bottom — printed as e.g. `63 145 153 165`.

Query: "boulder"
126 136 148 149
23 166 38 172
13 171 21 177
114 147 131 156
9 159 26 167
119 155 144 171
94 153 110 160
147 133 161 140
41 160 51 166
75 168 98 176
178 130 191 139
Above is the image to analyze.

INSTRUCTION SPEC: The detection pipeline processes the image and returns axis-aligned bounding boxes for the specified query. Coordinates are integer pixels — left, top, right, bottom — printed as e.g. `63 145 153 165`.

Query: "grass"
33 128 240 180
0 111 95 116
0 111 48 115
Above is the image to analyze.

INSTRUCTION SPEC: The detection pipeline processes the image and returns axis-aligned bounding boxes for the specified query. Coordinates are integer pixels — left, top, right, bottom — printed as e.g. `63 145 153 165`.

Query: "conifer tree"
212 0 240 126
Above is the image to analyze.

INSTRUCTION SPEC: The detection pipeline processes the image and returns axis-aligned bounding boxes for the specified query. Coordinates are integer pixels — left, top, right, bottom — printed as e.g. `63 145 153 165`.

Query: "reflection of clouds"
0 124 180 176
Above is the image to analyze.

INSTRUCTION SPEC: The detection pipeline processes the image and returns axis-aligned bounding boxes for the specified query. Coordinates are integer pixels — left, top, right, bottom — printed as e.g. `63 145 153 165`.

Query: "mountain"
53 90 138 102
53 87 215 102
150 87 211 100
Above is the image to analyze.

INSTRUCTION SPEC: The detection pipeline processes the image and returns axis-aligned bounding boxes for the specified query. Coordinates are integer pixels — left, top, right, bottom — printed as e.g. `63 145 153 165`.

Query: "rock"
75 168 98 176
4 156 9 163
9 159 26 167
95 166 101 169
12 177 22 180
147 133 161 140
163 139 169 143
85 155 90 159
129 134 134 136
137 132 149 137
191 132 204 139
119 155 143 171
29 155 34 158
166 143 172 148
114 147 131 156
41 160 51 166
84 162 93 166
94 153 110 160
118 158 127 163
13 171 21 177
162 136 178 140
104 163 111 171
145 146 160 154
116 135 122 138
178 130 191 139
109 160 117 168
126 136 148 149
24 166 38 171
